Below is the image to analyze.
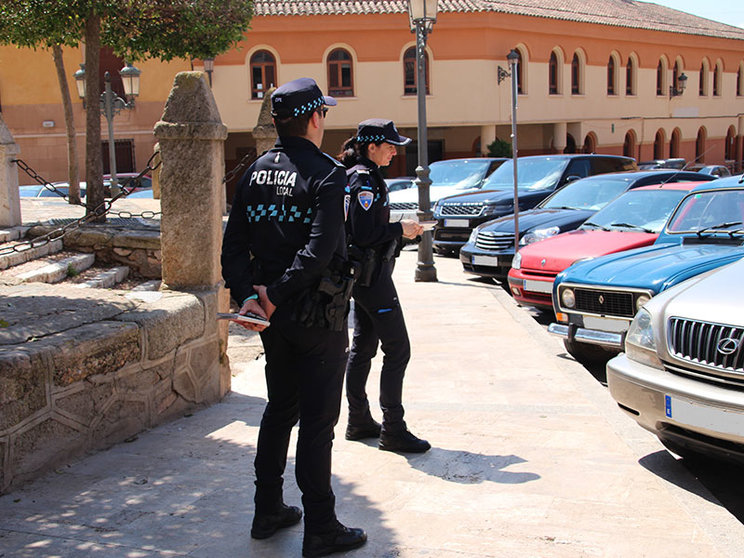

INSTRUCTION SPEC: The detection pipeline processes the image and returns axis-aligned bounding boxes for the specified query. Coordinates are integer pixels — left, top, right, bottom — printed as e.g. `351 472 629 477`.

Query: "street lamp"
669 72 688 98
74 62 141 196
408 0 439 282
497 50 520 252
203 57 215 87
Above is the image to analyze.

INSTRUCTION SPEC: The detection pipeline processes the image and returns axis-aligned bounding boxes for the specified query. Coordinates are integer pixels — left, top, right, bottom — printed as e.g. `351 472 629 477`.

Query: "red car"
507 182 705 310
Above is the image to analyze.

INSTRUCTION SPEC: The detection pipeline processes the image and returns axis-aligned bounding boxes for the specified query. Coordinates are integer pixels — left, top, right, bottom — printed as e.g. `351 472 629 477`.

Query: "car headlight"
468 227 480 244
624 308 663 369
432 201 443 217
560 287 575 308
635 294 651 311
481 202 513 217
519 226 560 246
512 251 522 269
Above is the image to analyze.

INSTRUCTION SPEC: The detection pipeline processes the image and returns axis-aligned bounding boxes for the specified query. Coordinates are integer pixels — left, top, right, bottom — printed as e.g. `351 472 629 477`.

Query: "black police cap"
271 77 337 118
355 119 412 146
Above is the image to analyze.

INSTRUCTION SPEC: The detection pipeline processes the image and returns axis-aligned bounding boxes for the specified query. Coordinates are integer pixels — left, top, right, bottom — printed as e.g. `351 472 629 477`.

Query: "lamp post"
669 72 688 98
74 62 141 196
408 0 439 282
498 49 520 253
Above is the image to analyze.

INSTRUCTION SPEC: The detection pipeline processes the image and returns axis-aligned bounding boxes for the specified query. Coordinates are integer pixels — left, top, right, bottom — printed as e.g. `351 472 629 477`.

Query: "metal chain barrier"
2 153 162 257
2 152 253 257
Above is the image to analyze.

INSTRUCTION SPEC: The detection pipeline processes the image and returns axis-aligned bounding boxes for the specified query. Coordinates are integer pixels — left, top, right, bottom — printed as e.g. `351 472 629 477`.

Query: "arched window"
713 62 722 97
607 56 616 95
571 53 581 94
696 127 707 162
656 60 664 96
250 50 276 99
515 49 524 94
625 56 636 95
726 126 736 160
670 128 681 159
327 48 354 97
699 60 709 96
738 64 743 97
654 129 665 160
672 61 682 94
404 46 429 95
623 130 636 159
549 51 559 95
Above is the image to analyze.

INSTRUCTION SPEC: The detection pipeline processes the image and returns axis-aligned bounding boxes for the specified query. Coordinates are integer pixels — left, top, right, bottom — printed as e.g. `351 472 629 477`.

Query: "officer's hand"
237 298 269 332
401 219 423 239
253 284 277 320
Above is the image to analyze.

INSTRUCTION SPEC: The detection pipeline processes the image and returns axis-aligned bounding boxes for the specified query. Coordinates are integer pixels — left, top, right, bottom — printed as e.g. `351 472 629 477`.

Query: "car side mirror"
564 175 582 184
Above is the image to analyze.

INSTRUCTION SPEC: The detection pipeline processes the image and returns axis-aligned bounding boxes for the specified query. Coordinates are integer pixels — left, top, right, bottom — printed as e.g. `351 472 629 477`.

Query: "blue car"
548 174 744 365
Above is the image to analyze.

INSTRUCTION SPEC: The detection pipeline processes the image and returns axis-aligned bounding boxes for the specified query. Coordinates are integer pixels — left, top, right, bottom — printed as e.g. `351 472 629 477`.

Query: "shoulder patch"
358 191 374 211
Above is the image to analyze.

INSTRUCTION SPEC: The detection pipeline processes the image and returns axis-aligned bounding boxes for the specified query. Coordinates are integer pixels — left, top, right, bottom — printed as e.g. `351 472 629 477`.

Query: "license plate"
583 315 628 332
524 279 553 294
444 219 469 228
472 255 499 266
665 395 744 437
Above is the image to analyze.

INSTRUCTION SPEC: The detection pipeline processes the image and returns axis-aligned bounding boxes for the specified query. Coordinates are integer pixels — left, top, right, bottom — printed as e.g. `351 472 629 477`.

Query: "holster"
347 244 377 288
292 255 358 331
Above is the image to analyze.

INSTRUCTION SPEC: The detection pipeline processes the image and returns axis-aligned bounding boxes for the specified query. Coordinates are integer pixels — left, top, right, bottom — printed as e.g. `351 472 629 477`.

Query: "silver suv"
607 258 744 463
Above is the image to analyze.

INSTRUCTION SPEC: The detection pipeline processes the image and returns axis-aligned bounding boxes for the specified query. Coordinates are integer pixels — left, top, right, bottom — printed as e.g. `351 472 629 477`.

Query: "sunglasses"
318 107 329 118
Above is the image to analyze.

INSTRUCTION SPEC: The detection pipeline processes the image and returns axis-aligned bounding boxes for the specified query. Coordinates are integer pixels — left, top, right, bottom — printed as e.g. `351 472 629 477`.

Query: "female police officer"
340 118 430 453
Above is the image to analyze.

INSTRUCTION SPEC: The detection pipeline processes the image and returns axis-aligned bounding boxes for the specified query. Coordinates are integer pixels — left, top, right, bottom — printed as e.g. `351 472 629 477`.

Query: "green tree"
0 0 253 219
487 138 512 158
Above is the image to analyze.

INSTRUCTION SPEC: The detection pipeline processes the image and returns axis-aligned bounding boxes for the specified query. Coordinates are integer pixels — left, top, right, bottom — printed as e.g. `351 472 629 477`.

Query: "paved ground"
2 199 744 556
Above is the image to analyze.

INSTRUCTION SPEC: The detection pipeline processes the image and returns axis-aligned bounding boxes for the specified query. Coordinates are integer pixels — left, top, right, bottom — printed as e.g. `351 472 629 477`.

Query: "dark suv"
431 154 637 254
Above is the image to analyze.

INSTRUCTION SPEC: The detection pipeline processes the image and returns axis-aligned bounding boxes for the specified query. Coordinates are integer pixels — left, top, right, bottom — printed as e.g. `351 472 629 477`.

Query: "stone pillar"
552 122 567 154
252 86 277 156
154 72 227 290
0 115 21 227
480 125 496 156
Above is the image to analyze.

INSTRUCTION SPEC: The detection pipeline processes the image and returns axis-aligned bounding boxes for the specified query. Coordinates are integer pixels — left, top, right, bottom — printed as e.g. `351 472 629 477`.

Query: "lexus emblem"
717 337 741 355
541 258 546 267
598 295 605 305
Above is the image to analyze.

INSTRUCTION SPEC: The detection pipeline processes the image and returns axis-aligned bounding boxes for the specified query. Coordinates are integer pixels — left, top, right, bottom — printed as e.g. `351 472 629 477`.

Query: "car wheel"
563 339 615 367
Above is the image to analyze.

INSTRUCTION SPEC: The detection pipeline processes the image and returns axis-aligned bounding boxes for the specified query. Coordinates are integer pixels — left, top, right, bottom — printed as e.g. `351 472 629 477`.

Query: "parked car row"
18 173 152 200
416 156 743 465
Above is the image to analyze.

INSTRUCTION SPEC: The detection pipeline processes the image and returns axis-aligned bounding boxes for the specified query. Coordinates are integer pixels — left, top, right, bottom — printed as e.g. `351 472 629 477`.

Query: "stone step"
74 266 130 289
16 253 95 283
0 238 63 271
0 226 30 243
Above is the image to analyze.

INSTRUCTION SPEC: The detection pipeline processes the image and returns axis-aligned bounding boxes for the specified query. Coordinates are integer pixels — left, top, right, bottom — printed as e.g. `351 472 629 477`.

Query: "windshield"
481 158 569 191
541 176 631 211
667 189 744 233
582 189 690 233
428 159 494 190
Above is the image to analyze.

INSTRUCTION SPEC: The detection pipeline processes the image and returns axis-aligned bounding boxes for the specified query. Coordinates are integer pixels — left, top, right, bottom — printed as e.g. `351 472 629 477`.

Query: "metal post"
103 72 120 197
509 56 519 253
414 19 437 282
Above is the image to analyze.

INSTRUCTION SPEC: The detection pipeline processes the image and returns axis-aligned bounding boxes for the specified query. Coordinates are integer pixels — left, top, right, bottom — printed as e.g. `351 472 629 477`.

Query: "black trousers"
345 260 410 432
256 305 348 533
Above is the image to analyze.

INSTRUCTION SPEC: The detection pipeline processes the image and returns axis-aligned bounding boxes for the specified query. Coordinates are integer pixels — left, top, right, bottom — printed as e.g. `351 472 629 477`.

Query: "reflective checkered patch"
358 191 374 211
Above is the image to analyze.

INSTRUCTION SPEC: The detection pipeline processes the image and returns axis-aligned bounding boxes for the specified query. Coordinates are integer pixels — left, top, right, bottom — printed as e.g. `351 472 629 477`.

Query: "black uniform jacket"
221 136 347 307
346 157 403 250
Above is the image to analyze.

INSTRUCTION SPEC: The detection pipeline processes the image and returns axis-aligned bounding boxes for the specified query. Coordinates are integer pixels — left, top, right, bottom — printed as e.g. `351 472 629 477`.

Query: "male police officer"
221 77 366 557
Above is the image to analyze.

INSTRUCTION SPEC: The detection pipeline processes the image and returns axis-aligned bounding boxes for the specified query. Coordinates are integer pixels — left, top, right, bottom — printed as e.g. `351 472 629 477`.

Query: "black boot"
251 503 303 539
345 418 382 441
379 428 431 453
303 520 367 557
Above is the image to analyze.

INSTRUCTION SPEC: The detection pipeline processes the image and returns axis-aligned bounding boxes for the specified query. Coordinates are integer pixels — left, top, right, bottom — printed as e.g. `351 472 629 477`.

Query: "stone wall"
0 280 230 492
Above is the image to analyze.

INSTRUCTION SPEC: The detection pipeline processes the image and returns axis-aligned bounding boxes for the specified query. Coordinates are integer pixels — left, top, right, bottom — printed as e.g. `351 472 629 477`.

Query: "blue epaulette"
322 152 346 168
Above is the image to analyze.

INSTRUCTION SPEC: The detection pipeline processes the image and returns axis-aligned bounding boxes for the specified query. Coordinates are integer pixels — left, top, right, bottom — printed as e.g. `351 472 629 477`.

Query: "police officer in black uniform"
340 119 430 453
221 78 366 558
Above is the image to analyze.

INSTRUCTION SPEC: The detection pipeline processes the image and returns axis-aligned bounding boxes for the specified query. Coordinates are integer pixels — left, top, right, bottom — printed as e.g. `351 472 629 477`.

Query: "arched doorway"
669 128 681 159
583 132 597 154
725 126 736 161
696 127 707 163
623 130 636 159
653 129 666 160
